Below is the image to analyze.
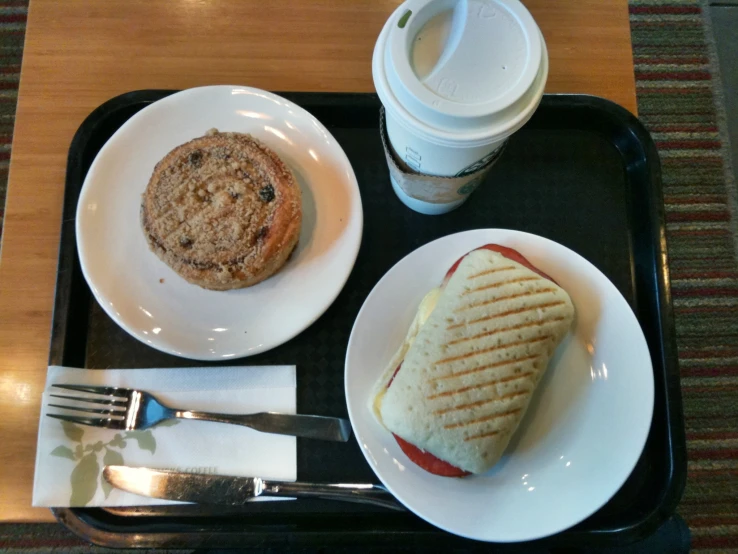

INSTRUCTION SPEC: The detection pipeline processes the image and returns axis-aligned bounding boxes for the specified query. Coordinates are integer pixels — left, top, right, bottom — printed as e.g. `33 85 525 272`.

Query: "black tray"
50 91 686 550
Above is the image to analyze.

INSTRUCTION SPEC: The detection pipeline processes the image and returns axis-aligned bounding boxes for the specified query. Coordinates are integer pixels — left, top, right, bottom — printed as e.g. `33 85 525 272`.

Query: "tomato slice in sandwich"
393 434 471 477
444 243 555 285
390 244 556 477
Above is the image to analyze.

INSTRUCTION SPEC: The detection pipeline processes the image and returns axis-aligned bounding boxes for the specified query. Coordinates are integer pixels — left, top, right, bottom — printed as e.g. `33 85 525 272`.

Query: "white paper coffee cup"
373 0 548 214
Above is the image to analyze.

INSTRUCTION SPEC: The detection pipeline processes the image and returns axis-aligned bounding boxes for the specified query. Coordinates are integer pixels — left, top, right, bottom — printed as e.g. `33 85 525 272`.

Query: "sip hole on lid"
374 0 548 142
388 0 542 122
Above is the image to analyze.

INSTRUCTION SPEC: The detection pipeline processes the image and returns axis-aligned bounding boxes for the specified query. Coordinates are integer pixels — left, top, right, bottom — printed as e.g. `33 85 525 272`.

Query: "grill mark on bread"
427 371 535 399
464 430 501 442
429 354 540 382
447 317 567 346
468 266 516 279
461 276 540 296
443 408 522 429
449 301 567 329
454 288 558 314
435 335 552 365
433 390 530 415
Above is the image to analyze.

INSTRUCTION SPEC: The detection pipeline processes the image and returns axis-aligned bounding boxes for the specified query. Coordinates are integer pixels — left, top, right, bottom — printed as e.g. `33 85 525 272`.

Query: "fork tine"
52 384 129 397
46 413 125 429
49 393 128 407
48 403 125 416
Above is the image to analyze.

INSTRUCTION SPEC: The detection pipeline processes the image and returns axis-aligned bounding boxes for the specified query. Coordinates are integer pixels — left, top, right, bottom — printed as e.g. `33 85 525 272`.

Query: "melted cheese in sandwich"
370 287 441 422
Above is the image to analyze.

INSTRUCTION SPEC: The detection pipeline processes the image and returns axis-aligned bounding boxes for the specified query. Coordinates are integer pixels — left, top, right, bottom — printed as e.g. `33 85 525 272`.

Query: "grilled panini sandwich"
371 245 574 475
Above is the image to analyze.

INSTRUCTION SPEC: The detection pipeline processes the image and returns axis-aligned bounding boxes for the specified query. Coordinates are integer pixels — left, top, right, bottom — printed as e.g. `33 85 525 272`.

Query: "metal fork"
47 384 352 442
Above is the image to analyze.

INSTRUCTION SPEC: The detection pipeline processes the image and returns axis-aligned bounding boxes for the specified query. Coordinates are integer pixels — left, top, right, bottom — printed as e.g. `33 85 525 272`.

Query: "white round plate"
77 86 362 360
345 229 654 542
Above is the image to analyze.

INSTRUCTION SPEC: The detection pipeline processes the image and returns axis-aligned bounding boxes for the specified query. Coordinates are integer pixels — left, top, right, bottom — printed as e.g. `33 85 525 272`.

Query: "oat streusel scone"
141 130 302 290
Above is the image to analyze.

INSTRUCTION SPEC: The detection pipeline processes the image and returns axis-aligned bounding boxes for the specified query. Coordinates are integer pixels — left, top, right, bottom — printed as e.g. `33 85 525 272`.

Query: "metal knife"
103 466 404 511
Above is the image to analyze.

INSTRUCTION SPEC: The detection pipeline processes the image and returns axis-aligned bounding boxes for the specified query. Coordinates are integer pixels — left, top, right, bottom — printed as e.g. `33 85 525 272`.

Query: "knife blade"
103 466 403 511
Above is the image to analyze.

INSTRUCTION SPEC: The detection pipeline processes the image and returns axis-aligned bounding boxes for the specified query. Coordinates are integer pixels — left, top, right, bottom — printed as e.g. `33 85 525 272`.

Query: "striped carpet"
630 1 738 552
1 0 737 551
0 0 24 237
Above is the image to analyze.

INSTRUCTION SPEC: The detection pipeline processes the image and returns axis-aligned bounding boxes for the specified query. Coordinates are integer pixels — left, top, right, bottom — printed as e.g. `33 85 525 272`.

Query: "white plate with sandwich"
345 229 654 542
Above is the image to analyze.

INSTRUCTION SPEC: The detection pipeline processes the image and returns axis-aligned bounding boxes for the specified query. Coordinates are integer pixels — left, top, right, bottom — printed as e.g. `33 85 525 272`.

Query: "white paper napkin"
33 365 296 507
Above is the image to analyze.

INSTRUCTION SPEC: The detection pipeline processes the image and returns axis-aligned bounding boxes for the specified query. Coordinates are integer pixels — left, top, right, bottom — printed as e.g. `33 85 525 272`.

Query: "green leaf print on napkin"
51 421 178 506
101 448 125 498
61 420 84 442
70 453 99 506
50 445 76 461
127 430 156 454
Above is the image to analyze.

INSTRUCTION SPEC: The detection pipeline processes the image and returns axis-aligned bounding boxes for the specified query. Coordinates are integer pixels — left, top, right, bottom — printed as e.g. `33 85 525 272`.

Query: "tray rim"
48 89 686 548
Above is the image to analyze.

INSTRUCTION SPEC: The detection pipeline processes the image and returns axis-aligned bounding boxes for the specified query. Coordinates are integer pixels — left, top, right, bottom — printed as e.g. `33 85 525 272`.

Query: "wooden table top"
0 0 635 522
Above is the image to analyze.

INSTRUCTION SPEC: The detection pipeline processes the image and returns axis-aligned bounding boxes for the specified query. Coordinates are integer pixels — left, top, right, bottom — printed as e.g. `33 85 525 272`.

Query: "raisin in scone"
141 130 302 290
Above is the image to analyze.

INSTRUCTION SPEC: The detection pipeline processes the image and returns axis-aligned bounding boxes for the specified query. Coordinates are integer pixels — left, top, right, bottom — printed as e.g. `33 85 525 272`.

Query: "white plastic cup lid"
374 0 547 144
